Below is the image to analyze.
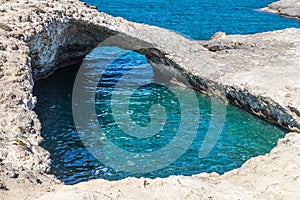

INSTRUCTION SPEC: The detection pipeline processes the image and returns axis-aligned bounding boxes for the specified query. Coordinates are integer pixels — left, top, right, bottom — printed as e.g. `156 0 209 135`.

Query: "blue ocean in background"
82 0 300 39
33 0 298 184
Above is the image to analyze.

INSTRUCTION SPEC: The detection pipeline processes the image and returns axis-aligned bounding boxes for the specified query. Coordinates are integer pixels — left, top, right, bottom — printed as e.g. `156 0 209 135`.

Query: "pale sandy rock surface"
269 0 300 19
0 0 299 199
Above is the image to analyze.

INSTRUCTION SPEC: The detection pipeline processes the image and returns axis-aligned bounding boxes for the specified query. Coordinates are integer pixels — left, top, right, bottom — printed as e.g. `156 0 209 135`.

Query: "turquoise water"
33 0 297 184
34 47 287 184
82 0 300 39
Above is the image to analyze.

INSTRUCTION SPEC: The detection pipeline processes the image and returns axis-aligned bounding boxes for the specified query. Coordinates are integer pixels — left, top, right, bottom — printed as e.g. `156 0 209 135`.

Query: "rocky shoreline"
268 0 300 19
0 0 300 199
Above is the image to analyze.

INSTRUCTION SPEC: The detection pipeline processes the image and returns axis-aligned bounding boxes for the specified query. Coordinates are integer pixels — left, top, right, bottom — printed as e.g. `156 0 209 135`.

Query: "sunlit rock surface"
0 0 299 199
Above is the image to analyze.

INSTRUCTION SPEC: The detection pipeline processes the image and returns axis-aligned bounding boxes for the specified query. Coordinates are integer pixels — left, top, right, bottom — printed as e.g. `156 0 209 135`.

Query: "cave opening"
33 45 287 185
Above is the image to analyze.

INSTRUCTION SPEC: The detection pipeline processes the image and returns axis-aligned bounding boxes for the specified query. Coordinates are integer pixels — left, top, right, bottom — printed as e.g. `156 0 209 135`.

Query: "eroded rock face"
0 35 50 184
29 20 119 79
0 0 300 199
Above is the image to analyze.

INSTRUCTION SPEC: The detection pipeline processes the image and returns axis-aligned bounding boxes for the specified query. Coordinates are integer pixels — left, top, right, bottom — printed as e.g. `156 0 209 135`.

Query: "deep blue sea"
33 0 298 184
82 0 300 39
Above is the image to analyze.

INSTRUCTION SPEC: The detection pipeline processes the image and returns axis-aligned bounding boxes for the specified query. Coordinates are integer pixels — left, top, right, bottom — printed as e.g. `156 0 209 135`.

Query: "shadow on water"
33 47 287 185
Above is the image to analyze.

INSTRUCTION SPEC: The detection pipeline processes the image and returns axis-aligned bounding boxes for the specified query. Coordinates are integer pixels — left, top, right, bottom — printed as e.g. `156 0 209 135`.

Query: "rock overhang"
0 0 300 199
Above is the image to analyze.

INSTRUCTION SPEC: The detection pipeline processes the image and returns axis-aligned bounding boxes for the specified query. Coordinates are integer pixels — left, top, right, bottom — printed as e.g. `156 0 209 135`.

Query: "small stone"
36 178 42 184
210 32 226 41
0 6 6 12
11 44 19 50
66 10 72 16
0 22 12 31
0 43 7 51
7 170 18 178
0 150 8 159
0 181 8 190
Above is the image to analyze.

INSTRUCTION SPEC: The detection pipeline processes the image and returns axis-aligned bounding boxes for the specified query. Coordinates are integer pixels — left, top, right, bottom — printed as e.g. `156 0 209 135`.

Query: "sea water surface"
82 0 300 39
33 0 297 184
34 48 286 184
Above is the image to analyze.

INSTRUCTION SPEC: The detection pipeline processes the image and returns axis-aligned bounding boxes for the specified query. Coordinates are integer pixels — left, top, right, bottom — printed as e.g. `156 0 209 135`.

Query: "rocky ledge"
0 0 299 199
268 0 300 19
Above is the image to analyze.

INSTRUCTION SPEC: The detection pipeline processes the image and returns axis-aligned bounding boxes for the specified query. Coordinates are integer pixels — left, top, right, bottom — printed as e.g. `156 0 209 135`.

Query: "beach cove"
0 0 300 199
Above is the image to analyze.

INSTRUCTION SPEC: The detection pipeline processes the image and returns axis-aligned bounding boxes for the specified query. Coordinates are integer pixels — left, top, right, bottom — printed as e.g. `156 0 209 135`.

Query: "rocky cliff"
0 0 300 199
